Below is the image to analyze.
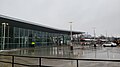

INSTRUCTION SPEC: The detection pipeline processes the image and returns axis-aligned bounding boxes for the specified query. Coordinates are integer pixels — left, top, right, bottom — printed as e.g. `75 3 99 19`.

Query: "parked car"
102 42 117 47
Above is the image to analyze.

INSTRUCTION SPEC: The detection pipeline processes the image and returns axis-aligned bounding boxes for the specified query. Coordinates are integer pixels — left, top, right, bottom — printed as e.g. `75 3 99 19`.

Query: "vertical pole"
69 22 72 42
69 22 73 50
39 58 41 67
77 60 78 67
4 23 5 50
2 23 7 50
3 23 5 50
93 27 96 40
12 56 14 67
93 27 96 47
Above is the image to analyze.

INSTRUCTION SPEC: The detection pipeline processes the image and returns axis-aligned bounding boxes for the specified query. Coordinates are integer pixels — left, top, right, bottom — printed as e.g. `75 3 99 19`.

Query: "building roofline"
0 14 84 34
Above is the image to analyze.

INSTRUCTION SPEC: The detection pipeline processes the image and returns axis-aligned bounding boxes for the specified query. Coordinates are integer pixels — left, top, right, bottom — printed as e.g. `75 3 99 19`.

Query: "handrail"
0 54 120 67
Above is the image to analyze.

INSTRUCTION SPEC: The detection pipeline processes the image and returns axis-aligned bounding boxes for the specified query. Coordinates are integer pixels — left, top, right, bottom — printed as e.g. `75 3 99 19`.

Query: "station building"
0 15 83 50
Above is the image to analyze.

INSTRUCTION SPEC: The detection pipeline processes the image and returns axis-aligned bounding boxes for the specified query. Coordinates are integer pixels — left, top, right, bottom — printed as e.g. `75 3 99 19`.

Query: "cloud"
0 0 120 37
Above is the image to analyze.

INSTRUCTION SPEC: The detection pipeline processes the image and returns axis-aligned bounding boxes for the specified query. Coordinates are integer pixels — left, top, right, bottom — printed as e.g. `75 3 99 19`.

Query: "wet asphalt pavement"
1 45 120 67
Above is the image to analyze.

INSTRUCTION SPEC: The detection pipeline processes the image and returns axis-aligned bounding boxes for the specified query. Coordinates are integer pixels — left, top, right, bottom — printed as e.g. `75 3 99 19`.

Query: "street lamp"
69 22 73 50
93 27 96 39
92 27 96 47
2 23 8 50
69 22 73 41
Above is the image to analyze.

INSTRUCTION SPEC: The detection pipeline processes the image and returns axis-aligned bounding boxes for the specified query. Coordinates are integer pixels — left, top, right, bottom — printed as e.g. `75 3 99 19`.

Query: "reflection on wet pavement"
2 46 120 59
1 46 120 67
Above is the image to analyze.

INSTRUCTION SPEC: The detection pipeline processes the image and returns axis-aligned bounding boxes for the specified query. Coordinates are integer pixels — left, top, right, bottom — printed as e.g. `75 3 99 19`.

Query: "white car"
102 42 117 47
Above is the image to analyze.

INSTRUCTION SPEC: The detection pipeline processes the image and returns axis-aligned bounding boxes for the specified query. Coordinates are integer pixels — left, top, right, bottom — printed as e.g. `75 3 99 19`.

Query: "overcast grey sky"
0 0 120 37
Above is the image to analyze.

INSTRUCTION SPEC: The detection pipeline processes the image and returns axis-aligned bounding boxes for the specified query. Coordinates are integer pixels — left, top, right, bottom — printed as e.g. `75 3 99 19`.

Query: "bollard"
70 45 73 50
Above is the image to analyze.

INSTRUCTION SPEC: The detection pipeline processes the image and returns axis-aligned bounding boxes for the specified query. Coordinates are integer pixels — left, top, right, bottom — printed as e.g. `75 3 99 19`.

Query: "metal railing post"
39 57 41 67
12 56 14 67
77 60 78 67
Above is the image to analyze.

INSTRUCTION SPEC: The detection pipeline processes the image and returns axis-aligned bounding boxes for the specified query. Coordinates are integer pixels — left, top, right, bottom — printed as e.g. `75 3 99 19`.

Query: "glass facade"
0 23 70 50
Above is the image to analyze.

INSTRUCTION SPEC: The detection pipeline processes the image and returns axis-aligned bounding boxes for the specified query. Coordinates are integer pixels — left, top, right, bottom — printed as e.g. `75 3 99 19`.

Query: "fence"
0 54 120 67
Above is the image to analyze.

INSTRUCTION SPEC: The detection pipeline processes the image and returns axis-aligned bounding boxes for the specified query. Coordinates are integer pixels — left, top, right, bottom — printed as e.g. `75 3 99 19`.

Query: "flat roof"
0 15 84 35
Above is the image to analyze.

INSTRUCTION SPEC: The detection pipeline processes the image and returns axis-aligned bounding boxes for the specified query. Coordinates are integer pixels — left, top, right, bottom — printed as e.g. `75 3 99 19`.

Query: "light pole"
69 22 73 50
2 23 8 50
93 27 96 39
69 22 73 41
93 27 96 47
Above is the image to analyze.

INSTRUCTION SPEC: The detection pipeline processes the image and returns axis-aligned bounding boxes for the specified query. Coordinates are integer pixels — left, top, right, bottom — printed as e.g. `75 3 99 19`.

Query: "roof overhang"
0 15 84 35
